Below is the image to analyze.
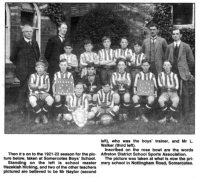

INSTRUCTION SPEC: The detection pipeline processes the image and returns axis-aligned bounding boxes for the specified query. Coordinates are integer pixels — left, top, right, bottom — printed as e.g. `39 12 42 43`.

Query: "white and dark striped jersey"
59 53 78 67
158 71 179 90
68 93 89 112
98 48 116 65
97 89 115 108
28 73 50 94
80 51 99 66
134 71 157 93
53 71 74 83
129 52 145 67
111 71 131 92
115 48 133 60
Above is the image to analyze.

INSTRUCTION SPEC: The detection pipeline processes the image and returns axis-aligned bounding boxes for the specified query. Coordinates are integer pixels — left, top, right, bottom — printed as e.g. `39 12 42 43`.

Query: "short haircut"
141 58 150 65
102 80 110 86
163 60 172 65
148 22 158 29
172 27 182 34
75 81 84 88
36 57 48 68
120 36 128 42
21 24 33 32
134 40 142 46
59 58 67 63
58 22 67 28
102 36 111 43
64 41 72 48
116 58 126 66
84 39 93 45
87 63 95 68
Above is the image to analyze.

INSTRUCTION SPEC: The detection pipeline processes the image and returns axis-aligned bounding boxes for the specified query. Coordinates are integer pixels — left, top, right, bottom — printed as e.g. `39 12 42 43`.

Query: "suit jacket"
82 75 101 94
44 35 65 74
10 38 40 82
165 41 194 81
142 36 168 74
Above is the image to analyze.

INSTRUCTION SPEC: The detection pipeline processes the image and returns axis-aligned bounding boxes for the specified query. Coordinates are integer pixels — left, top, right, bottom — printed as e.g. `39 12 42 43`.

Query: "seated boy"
132 59 157 122
158 60 179 123
111 58 131 121
98 36 116 84
52 59 74 122
60 42 78 81
115 37 132 64
80 39 99 78
28 59 54 124
129 40 145 86
65 82 96 125
82 63 101 108
95 81 119 124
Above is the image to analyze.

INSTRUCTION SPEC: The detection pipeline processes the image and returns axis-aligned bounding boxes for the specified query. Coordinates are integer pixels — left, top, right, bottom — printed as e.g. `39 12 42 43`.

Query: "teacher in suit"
142 23 168 76
44 22 67 81
10 24 40 115
165 28 194 121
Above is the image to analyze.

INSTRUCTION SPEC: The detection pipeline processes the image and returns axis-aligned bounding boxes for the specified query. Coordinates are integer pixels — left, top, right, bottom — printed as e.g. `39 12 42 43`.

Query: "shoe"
87 120 95 125
119 114 123 121
123 114 128 121
56 113 62 122
141 114 149 123
158 117 167 124
42 114 48 124
170 116 178 123
135 116 140 121
34 116 40 124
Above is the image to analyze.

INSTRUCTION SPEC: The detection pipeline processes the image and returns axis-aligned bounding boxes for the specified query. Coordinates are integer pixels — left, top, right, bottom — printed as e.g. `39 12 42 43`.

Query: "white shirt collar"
174 40 181 47
24 37 32 43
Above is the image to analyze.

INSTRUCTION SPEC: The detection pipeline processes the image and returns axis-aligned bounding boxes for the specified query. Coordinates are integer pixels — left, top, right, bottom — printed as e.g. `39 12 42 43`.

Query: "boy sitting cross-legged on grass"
132 59 157 123
158 60 179 123
52 59 74 122
28 58 54 124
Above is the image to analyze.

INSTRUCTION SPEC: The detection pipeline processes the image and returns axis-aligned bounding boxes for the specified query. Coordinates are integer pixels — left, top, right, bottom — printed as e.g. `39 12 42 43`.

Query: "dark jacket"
44 35 65 75
82 75 101 94
10 38 40 82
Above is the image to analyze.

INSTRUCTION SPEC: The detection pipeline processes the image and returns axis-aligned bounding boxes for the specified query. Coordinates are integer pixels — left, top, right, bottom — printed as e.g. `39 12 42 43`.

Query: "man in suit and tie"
142 23 168 76
45 22 67 82
165 28 194 121
10 24 40 116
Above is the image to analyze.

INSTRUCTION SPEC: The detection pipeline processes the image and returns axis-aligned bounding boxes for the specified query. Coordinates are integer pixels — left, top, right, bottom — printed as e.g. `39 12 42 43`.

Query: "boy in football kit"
129 40 145 86
82 63 101 108
52 59 74 122
111 59 131 121
80 39 99 78
95 81 119 124
65 82 96 124
28 59 54 124
132 59 157 123
158 60 179 123
98 36 116 84
59 42 78 81
114 37 133 64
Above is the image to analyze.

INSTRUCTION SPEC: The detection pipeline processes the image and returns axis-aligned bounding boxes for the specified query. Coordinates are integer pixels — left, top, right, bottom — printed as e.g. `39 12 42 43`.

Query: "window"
173 3 194 26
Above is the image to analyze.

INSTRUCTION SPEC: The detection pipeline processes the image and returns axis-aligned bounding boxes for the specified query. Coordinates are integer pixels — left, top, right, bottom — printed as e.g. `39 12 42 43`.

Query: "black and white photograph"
4 2 195 134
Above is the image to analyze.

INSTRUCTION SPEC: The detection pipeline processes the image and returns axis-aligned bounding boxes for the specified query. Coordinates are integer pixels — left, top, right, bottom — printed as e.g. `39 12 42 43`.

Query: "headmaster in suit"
165 28 194 121
10 25 40 115
142 23 168 76
44 22 67 81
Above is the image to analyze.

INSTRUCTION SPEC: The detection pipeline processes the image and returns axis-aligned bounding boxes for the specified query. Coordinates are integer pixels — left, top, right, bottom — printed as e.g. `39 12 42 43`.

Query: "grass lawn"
4 104 195 134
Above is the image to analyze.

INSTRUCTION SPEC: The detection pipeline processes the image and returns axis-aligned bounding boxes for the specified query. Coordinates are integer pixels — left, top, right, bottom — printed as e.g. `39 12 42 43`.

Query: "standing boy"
158 60 179 123
80 39 99 78
132 59 157 122
98 36 116 84
28 59 54 124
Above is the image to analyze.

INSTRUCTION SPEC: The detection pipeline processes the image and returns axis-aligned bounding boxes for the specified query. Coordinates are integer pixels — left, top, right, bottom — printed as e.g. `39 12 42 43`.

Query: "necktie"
28 41 32 46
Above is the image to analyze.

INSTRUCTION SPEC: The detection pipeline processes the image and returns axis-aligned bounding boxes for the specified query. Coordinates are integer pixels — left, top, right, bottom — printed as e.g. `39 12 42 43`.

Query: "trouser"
100 67 115 84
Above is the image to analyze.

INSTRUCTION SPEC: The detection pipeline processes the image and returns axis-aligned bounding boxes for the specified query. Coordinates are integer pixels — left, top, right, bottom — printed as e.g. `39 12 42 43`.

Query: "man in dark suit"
44 22 67 82
10 24 40 115
142 23 168 76
165 28 194 121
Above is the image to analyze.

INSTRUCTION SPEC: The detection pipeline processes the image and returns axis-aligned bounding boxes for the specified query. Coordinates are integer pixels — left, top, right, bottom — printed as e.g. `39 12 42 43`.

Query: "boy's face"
64 46 72 54
102 84 110 93
84 43 93 52
36 65 45 75
87 67 95 75
103 39 111 49
142 62 150 73
134 44 142 54
118 61 126 73
163 62 172 73
59 62 67 72
172 30 182 41
75 84 84 97
120 39 128 49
